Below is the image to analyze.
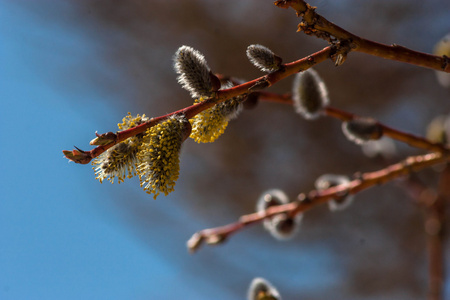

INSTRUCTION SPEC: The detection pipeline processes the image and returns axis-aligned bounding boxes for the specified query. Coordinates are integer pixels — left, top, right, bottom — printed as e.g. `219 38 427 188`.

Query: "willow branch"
187 152 449 253
401 168 447 300
256 91 450 153
274 0 450 72
426 164 448 300
63 46 334 164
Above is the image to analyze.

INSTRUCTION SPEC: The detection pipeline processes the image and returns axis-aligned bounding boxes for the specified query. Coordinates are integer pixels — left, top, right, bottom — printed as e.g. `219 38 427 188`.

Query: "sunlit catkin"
92 113 148 184
174 46 216 98
189 83 244 143
137 115 191 199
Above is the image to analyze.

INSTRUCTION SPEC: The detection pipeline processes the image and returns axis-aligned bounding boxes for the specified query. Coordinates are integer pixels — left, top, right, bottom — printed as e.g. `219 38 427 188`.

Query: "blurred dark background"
2 0 450 299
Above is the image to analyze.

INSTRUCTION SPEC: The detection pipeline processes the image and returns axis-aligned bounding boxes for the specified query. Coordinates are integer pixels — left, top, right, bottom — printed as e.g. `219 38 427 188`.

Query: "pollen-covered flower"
117 112 149 131
93 142 141 184
247 277 282 300
92 113 148 184
292 68 329 119
189 83 244 143
342 117 383 145
174 46 218 98
246 44 283 73
137 115 191 199
256 189 302 240
315 174 354 211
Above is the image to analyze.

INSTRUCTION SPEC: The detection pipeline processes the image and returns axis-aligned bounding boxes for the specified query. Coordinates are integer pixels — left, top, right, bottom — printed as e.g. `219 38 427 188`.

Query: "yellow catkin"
189 96 242 143
137 115 189 199
92 113 148 184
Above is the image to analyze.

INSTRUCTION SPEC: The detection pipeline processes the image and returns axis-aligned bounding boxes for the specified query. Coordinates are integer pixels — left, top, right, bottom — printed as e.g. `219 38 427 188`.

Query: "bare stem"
188 152 450 253
274 0 450 72
256 91 449 153
401 169 447 300
425 164 448 300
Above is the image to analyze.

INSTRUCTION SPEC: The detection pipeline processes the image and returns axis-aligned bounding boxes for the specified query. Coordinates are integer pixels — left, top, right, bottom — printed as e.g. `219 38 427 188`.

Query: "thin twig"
401 169 447 300
426 164 448 300
274 0 450 72
256 91 450 153
187 152 449 253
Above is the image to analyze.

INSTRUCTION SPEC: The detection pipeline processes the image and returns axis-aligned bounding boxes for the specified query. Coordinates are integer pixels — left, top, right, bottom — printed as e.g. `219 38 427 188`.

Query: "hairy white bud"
246 44 283 73
292 68 329 119
342 118 383 145
433 33 450 88
247 277 282 300
174 46 215 98
315 174 354 211
361 137 397 160
256 189 302 240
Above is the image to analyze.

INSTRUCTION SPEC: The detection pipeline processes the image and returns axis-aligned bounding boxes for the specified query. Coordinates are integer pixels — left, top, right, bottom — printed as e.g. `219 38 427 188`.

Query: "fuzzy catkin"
292 68 329 119
246 44 282 72
174 46 213 98
342 118 383 145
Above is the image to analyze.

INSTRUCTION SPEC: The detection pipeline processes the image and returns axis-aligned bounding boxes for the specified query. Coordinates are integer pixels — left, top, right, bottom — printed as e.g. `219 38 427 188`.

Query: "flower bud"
315 174 354 211
292 68 329 119
174 46 216 98
246 44 283 73
256 189 302 240
361 137 397 160
342 117 383 145
433 33 450 88
90 132 117 146
63 147 92 164
426 115 450 144
247 277 282 300
186 233 204 254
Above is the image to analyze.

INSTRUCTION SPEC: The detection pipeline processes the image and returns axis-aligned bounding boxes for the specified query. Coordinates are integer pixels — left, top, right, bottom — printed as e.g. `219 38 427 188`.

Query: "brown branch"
64 1 450 164
274 0 450 72
401 169 447 300
63 46 334 164
425 164 448 300
187 152 450 253
256 91 450 153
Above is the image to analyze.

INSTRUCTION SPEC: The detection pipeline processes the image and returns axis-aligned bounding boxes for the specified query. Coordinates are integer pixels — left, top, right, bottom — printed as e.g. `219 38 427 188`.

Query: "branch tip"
63 147 92 164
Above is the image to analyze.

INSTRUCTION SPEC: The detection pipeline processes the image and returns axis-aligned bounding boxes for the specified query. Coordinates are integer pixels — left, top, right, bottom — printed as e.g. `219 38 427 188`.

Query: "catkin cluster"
92 114 190 199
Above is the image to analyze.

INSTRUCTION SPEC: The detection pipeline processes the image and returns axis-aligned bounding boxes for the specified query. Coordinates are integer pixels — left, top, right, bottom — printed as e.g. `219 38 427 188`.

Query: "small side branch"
426 165 448 300
187 152 449 253
256 91 449 154
275 0 450 72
